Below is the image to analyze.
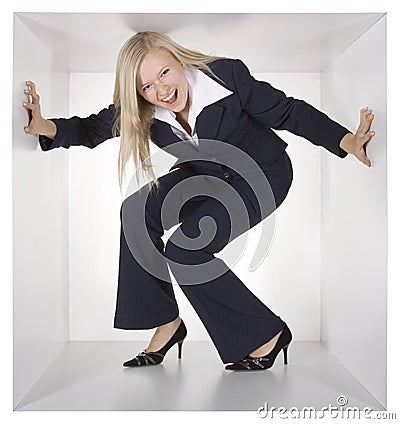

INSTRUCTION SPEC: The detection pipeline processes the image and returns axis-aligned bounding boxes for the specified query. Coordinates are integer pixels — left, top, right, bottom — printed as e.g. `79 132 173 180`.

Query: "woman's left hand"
339 107 375 167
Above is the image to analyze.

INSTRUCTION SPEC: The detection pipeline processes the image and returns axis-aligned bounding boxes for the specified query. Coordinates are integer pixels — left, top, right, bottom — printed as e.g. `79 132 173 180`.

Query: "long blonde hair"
112 31 225 193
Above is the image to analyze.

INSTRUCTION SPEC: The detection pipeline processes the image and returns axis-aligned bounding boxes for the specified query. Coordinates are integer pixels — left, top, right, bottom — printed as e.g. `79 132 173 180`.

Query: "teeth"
162 89 176 102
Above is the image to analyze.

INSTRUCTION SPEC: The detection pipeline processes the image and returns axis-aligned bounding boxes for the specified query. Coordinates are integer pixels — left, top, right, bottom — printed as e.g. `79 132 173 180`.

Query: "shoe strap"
135 350 164 366
140 350 165 359
242 356 270 369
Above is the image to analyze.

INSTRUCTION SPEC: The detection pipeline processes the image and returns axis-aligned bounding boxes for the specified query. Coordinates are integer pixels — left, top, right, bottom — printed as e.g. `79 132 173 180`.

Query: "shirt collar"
153 66 233 132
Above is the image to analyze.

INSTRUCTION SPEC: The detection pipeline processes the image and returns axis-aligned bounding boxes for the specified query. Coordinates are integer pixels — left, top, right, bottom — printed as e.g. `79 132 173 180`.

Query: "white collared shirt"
154 66 233 147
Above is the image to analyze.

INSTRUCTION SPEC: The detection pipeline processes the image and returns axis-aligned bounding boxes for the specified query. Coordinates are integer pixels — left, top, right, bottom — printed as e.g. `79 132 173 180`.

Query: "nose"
155 81 170 97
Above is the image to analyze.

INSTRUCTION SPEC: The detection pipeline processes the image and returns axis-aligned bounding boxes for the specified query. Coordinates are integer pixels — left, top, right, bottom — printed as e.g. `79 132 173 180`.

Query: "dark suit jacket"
39 58 350 181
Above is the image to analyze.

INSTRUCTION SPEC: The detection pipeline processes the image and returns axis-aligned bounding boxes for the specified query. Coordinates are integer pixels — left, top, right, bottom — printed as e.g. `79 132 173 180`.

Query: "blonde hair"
112 31 225 193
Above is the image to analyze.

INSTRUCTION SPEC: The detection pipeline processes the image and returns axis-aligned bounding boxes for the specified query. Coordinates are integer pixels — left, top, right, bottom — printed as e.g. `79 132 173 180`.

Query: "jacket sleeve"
38 104 119 151
231 59 351 158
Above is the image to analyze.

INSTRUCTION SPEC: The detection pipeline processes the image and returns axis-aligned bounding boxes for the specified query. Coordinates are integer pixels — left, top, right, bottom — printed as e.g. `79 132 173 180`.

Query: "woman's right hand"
22 81 57 139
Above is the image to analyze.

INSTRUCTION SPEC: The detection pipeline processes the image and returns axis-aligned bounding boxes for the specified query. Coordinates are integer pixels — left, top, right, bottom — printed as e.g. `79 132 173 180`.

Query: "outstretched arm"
23 80 117 151
231 59 373 162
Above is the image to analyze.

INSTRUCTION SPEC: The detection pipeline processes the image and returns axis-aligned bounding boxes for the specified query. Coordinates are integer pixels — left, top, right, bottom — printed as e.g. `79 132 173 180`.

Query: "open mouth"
161 89 178 105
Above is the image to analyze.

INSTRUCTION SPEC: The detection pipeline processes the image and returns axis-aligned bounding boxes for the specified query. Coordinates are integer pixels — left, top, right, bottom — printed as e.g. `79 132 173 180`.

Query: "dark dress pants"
113 150 293 364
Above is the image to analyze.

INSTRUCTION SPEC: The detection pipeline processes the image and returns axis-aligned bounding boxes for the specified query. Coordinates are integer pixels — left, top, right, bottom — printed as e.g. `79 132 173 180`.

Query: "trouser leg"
164 152 294 363
113 169 186 330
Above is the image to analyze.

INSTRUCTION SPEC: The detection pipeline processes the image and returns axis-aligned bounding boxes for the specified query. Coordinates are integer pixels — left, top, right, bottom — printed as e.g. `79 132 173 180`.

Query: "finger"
362 113 374 136
22 102 33 125
22 101 38 111
24 125 38 135
356 108 368 134
24 88 32 103
24 87 40 105
358 108 373 134
25 81 37 94
25 81 39 103
359 107 368 120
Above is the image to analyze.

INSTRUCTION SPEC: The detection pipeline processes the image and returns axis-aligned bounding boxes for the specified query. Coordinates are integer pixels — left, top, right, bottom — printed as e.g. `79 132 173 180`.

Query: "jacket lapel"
152 104 226 173
151 120 181 146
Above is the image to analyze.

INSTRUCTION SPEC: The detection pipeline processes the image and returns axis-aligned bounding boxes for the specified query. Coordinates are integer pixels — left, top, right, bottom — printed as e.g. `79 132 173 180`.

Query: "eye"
161 68 169 77
143 84 151 92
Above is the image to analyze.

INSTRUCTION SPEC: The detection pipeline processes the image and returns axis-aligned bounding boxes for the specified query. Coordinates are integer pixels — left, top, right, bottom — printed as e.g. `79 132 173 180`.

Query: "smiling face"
136 48 190 115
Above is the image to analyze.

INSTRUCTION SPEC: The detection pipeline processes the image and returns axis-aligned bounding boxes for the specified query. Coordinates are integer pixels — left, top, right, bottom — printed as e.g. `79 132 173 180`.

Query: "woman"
23 31 375 371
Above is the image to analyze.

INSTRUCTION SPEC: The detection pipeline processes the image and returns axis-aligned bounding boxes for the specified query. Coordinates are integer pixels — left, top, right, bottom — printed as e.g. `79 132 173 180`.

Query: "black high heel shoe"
123 319 187 367
225 323 292 371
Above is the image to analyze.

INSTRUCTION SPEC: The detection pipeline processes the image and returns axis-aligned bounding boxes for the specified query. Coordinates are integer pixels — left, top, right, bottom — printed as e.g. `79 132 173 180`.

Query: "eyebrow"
140 66 169 89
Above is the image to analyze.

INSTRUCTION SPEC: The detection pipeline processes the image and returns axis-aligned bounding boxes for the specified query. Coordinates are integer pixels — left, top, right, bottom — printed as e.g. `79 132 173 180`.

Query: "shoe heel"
283 344 289 365
177 339 184 359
